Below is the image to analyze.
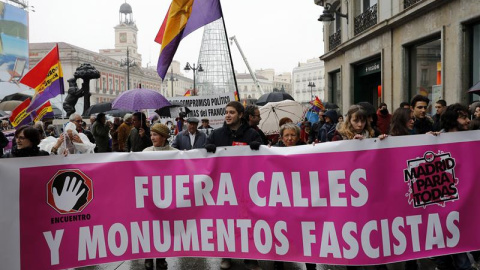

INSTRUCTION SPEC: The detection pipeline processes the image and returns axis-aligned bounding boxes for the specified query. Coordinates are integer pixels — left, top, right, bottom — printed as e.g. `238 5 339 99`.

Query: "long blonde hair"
338 105 374 139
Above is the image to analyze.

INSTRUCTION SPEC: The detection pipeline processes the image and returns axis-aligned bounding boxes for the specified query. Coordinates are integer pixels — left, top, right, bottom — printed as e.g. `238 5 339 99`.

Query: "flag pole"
218 1 240 101
55 43 68 153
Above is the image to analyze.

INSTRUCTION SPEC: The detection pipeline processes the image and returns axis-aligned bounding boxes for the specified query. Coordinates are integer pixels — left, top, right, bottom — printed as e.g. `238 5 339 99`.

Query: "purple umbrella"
112 88 171 111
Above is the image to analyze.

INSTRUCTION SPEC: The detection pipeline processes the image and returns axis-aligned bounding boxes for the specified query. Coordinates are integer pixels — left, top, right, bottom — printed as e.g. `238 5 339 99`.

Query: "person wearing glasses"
411 95 433 134
69 113 95 143
244 105 268 145
2 126 49 158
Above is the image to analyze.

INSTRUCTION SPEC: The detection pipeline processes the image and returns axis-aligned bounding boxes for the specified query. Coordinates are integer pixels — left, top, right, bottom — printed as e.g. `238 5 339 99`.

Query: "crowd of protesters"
1 96 480 270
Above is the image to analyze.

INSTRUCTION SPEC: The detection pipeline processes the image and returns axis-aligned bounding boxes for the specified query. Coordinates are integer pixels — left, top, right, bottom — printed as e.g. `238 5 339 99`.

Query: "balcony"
404 0 422 9
354 4 378 36
329 29 341 50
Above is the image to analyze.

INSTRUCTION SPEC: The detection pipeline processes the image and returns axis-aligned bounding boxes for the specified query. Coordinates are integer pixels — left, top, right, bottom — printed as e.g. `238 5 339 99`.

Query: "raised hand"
53 176 86 212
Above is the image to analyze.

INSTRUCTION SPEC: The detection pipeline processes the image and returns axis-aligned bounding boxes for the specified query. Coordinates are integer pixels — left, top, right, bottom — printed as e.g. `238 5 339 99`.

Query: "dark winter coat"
126 127 152 152
414 117 433 134
207 122 261 147
172 130 207 150
2 146 49 158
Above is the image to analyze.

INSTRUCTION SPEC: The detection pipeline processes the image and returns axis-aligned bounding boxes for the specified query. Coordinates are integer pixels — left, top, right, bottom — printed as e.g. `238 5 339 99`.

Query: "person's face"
125 118 132 125
350 113 366 133
16 131 32 149
407 112 415 130
202 121 209 128
132 116 141 129
475 107 480 119
318 112 324 121
435 103 445 115
381 105 387 111
73 116 83 130
413 101 428 119
114 118 120 126
250 109 261 126
90 116 96 124
187 122 198 134
324 116 331 123
2 122 7 128
457 112 470 131
338 116 344 123
225 106 242 126
281 128 299 147
150 131 167 147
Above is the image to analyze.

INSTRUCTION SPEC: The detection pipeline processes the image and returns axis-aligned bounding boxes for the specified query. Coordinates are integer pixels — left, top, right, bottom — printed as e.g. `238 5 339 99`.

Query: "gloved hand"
205 144 217 153
249 141 261 151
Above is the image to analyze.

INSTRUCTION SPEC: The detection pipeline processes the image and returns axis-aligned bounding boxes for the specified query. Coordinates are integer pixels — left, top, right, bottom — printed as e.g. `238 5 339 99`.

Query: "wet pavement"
76 258 438 270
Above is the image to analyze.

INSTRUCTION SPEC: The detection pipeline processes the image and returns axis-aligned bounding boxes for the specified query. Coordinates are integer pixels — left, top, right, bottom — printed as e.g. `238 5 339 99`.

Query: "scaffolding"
196 18 237 96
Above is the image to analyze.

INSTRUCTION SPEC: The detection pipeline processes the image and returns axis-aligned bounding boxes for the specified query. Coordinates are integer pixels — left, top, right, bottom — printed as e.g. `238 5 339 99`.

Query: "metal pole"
193 65 196 96
126 48 130 90
170 68 174 97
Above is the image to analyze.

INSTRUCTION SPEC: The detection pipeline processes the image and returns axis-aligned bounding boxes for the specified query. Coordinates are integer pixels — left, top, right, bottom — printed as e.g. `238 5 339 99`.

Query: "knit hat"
150 123 170 138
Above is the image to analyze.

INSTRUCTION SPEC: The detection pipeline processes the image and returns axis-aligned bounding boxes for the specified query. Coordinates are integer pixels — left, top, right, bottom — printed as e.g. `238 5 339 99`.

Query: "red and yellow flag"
20 44 64 112
9 98 32 127
33 101 54 122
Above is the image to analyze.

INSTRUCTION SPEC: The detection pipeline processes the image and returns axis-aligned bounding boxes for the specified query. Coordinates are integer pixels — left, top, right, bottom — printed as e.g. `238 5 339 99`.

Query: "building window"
407 37 441 102
329 70 342 111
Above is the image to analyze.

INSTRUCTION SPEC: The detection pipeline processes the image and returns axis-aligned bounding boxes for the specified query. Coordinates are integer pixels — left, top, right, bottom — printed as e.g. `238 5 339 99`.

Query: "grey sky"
28 0 325 75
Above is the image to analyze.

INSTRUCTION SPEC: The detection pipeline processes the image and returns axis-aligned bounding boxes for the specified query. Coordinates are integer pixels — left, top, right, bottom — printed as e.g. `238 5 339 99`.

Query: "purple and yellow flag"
155 0 223 79
33 101 54 122
20 44 64 112
9 98 33 127
310 96 325 112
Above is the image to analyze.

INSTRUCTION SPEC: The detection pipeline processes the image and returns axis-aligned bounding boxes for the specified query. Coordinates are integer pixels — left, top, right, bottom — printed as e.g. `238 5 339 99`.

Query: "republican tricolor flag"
310 96 325 112
20 44 65 112
9 98 33 127
155 0 223 80
33 101 54 122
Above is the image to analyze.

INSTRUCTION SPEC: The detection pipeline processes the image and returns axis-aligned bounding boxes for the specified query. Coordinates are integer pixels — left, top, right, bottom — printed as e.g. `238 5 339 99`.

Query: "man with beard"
205 101 262 270
431 103 473 270
244 105 268 145
411 95 433 134
432 100 447 131
376 102 392 134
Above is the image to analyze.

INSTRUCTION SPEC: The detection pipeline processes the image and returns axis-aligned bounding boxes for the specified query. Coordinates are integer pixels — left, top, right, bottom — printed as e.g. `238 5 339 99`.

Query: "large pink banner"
12 132 480 269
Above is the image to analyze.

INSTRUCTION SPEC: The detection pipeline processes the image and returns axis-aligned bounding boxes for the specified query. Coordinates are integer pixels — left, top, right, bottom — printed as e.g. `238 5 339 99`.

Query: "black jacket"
2 146 49 158
207 122 262 147
414 117 433 134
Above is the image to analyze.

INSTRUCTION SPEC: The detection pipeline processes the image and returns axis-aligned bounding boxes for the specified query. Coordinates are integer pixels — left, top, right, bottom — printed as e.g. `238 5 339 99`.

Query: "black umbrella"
155 102 191 117
1 92 31 102
256 92 294 106
324 102 339 110
468 81 480 93
84 102 112 116
103 109 133 117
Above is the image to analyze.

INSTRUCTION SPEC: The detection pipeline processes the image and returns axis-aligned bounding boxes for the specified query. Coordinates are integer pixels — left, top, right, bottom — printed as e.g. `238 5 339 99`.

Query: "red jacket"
376 109 392 134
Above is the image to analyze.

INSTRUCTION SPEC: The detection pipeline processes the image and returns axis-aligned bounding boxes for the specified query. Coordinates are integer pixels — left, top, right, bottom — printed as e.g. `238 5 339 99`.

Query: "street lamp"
184 62 204 96
120 47 136 90
308 82 316 101
166 68 177 97
317 1 348 25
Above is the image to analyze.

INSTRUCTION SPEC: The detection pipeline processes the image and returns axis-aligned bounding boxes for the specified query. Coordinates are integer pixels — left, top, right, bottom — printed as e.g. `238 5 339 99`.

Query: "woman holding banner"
142 122 177 270
2 125 49 158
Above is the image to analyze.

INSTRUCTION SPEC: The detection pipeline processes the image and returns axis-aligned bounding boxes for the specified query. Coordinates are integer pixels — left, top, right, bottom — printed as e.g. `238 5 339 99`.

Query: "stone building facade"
318 0 480 113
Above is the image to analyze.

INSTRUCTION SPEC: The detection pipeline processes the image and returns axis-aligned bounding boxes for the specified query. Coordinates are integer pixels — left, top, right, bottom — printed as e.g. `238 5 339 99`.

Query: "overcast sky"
28 0 325 75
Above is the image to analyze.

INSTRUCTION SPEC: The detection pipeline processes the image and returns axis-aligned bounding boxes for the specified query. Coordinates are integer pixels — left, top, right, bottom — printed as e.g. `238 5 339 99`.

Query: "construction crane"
229 36 265 95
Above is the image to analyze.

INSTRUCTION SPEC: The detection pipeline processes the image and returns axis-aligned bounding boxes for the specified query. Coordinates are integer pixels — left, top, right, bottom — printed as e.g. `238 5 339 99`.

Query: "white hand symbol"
53 176 86 212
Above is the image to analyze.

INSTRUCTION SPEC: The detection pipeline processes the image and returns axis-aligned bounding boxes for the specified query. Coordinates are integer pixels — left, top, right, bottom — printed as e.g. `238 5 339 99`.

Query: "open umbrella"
1 92 31 102
259 100 304 135
84 102 112 116
103 109 133 118
468 81 480 93
112 88 171 111
324 102 339 110
256 92 294 106
0 100 22 111
155 102 191 117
